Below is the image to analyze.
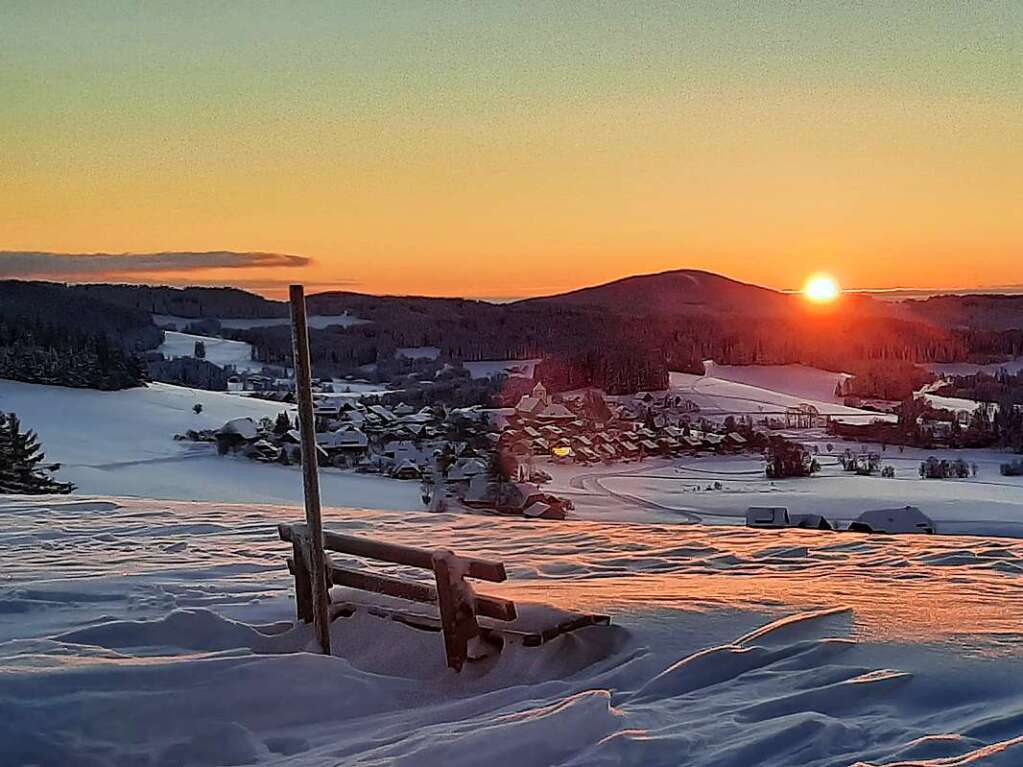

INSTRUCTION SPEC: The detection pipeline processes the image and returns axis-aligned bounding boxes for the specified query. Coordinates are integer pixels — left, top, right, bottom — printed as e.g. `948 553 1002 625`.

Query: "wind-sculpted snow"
2 497 1023 766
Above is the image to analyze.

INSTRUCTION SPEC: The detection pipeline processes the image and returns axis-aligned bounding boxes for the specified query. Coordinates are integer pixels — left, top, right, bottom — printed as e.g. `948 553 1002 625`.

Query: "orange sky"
2 3 1021 298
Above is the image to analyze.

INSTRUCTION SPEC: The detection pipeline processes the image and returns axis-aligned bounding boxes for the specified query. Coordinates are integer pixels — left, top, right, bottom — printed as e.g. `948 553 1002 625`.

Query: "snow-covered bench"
278 522 609 671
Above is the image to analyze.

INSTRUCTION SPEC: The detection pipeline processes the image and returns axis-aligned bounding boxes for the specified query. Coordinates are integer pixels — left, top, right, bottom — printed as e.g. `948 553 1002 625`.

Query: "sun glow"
803 274 840 303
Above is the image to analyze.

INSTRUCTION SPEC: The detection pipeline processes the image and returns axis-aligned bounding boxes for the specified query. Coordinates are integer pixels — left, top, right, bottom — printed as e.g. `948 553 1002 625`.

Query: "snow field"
0 379 422 510
157 330 265 373
2 496 1023 766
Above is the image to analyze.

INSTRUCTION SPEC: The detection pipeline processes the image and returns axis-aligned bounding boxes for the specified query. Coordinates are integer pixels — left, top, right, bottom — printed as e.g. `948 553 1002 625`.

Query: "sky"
1 1 1021 299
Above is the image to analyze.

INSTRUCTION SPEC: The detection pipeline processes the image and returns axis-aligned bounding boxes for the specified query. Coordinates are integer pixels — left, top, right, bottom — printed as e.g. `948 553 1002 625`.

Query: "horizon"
3 3 1021 295
8 271 1023 304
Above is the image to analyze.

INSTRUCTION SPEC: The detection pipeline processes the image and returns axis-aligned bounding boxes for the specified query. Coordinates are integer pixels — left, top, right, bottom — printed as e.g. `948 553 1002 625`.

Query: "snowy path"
3 496 1023 766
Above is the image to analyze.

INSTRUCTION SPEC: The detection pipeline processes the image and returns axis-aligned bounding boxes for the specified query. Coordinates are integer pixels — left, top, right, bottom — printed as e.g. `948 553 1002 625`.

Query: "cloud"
0 250 310 277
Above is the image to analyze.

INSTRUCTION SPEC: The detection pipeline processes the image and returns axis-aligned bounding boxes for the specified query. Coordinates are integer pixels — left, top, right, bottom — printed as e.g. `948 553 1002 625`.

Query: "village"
182 379 776 520
169 361 1023 535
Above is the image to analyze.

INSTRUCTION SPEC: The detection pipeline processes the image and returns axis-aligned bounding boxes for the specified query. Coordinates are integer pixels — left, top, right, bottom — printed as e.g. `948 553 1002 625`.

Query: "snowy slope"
2 496 1023 766
669 371 894 425
158 330 264 372
702 362 852 404
0 379 421 510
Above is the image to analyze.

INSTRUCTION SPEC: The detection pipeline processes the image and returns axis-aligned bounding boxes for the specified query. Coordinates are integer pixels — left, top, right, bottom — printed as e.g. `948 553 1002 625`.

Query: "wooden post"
289 284 332 654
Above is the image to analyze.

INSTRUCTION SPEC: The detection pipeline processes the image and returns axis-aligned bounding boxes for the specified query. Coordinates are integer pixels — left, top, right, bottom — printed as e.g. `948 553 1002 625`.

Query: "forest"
236 293 1023 397
0 282 159 390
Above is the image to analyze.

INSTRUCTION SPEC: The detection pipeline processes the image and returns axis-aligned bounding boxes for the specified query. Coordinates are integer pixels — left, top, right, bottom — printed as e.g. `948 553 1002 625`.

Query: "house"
619 441 639 458
392 460 421 480
381 440 433 468
536 403 575 421
367 405 399 423
219 417 259 440
313 402 342 419
514 395 544 416
319 427 370 456
445 457 488 487
216 417 260 454
245 439 280 462
703 433 725 448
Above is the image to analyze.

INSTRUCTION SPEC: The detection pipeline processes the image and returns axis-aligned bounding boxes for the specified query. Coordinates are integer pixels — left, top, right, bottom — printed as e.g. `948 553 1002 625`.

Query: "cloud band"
0 250 310 277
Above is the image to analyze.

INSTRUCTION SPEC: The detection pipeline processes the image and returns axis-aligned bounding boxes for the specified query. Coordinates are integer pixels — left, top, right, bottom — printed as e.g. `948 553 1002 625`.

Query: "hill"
902 294 1023 332
0 281 159 389
517 269 796 316
72 283 288 319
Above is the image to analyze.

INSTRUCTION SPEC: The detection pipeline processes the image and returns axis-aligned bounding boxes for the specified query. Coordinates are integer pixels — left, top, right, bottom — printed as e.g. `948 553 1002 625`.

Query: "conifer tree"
0 413 74 494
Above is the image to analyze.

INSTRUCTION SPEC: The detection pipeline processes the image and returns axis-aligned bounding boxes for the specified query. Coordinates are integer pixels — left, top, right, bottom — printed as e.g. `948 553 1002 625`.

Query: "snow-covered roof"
319 428 369 449
447 458 487 481
536 403 575 420
367 405 398 421
393 459 421 476
853 506 934 534
516 395 543 414
523 501 554 519
218 417 258 440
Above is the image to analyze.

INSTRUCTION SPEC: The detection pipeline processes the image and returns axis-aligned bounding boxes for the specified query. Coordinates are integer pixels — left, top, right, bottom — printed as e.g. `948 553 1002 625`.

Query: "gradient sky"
2 1 1020 298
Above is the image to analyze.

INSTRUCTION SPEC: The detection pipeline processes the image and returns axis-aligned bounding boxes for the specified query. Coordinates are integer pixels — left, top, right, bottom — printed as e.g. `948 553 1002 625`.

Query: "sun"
803 273 840 303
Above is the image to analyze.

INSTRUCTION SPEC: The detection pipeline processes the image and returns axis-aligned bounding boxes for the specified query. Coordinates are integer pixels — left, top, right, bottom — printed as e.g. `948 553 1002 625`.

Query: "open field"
543 445 1023 538
158 331 265 373
668 371 895 425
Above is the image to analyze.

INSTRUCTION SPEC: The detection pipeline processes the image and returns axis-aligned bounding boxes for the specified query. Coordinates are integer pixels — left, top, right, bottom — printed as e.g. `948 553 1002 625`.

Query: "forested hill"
242 272 1023 394
72 284 287 319
0 281 159 389
517 269 796 316
900 294 1023 332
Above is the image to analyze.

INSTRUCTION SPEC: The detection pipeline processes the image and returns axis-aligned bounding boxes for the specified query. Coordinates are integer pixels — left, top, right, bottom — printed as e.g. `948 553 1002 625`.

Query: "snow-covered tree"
0 413 74 494
273 411 292 436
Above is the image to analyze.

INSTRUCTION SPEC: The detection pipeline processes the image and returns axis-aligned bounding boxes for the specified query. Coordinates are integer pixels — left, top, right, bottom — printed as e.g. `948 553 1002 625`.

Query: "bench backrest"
278 522 516 671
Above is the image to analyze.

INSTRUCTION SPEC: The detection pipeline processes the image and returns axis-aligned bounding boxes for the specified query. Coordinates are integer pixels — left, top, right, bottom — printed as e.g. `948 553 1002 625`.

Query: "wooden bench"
278 522 610 671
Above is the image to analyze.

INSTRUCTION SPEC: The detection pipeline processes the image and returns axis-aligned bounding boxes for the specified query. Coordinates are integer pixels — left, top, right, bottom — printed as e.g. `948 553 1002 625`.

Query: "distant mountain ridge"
1 272 1021 395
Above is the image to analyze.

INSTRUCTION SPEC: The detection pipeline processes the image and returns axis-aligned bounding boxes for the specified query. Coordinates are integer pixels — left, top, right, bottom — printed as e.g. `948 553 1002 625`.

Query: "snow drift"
2 496 1023 766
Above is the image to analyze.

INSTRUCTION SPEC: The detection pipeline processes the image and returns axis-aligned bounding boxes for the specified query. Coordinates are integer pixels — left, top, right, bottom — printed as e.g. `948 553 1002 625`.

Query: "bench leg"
292 539 314 623
432 552 479 672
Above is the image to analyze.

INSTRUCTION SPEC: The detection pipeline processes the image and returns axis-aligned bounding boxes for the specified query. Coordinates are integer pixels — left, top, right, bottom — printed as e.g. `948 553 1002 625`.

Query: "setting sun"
803 274 840 303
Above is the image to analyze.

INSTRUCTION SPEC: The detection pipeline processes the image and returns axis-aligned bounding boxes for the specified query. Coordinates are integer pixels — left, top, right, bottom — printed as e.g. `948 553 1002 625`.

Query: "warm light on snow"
803 273 840 303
